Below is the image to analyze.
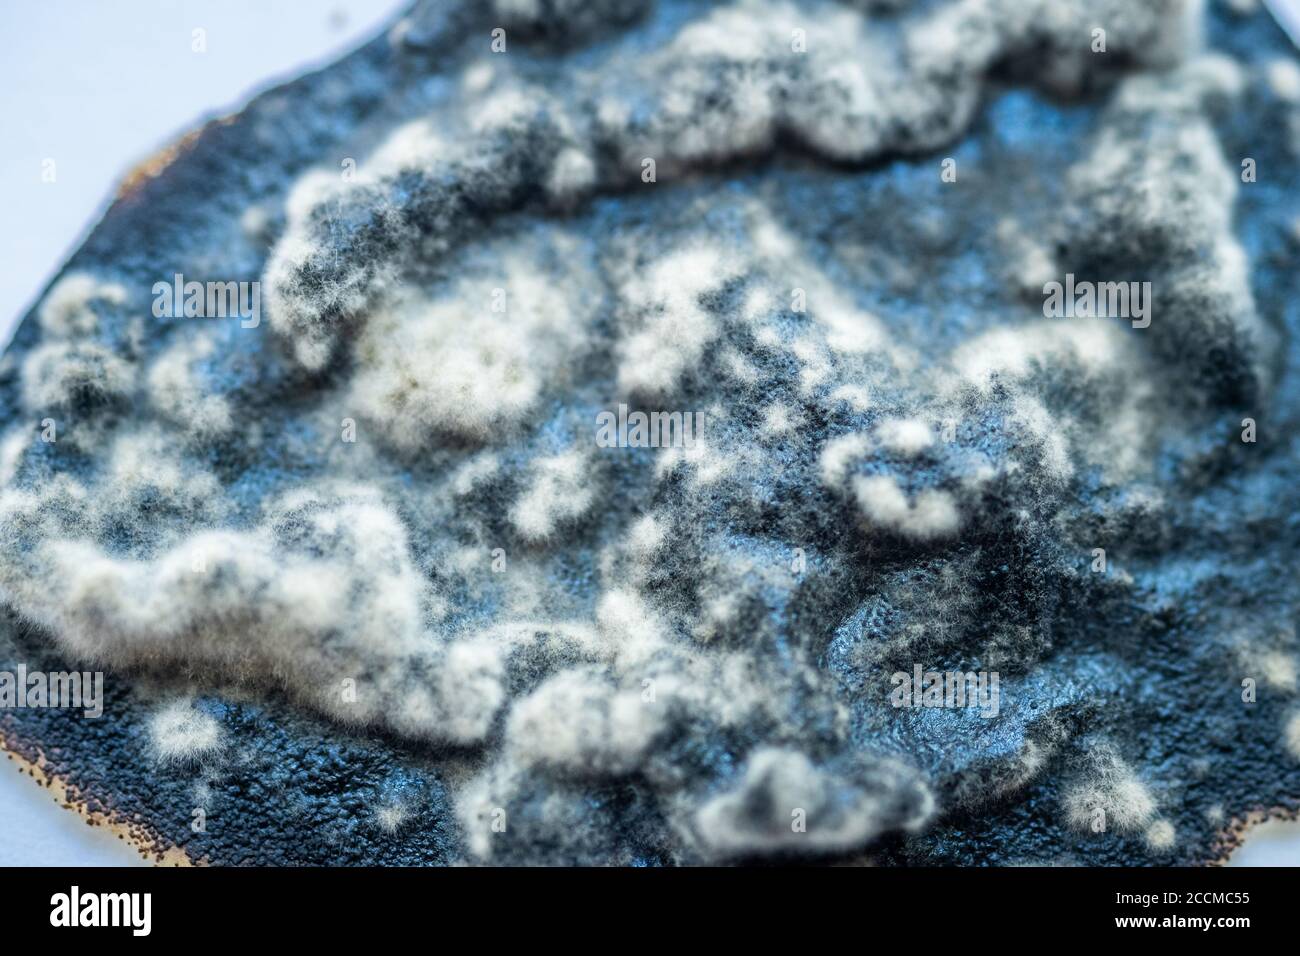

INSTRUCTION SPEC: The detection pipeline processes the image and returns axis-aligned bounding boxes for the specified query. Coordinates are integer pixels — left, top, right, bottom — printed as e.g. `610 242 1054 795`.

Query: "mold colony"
1 0 1298 865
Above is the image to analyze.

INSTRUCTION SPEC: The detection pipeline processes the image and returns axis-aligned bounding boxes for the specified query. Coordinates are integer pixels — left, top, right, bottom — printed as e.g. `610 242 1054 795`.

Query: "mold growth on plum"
1 0 1299 865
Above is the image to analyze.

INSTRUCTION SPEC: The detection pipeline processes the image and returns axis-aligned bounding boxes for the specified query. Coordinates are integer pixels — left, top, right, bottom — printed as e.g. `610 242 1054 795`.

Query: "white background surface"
1 0 1297 867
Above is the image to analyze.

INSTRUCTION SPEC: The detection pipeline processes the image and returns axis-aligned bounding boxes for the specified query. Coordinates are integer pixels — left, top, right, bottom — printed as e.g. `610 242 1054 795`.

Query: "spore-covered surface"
1 0 1299 865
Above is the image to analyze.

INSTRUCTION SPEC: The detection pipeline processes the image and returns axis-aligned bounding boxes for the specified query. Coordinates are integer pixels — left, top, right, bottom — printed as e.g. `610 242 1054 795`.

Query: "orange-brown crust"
0 733 200 867
114 113 236 202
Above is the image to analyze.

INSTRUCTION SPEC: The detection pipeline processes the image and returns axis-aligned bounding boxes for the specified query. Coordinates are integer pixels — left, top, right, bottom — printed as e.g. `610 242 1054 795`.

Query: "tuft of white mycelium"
626 513 666 560
416 639 507 745
0 432 26 488
828 384 872 413
852 475 961 541
613 243 742 396
17 271 138 450
147 337 234 440
1145 819 1176 852
819 432 873 487
694 748 934 858
759 403 799 439
37 272 127 338
149 700 224 766
545 146 597 203
595 588 666 660
1285 711 1300 762
1237 642 1298 693
510 451 596 542
22 342 134 414
374 802 413 835
1061 746 1158 834
97 428 227 528
875 417 933 457
239 204 275 245
505 668 666 775
946 319 1157 482
349 234 599 449
1267 58 1300 101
